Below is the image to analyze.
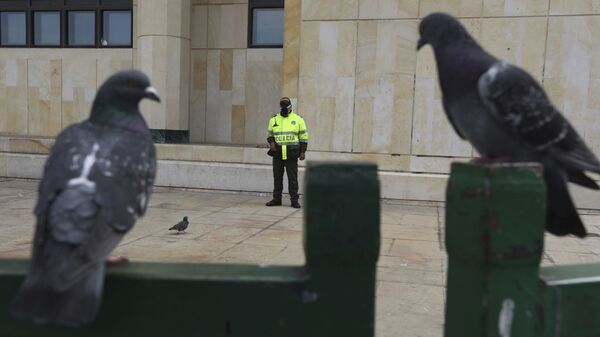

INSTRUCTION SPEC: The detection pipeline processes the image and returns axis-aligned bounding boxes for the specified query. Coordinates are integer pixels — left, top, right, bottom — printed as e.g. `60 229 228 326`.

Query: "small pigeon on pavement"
169 216 189 234
417 12 600 238
10 70 160 326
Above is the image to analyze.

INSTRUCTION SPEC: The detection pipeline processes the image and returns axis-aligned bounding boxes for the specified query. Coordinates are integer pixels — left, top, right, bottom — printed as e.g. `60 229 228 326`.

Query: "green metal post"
304 161 380 336
0 162 380 337
540 263 600 337
445 163 546 337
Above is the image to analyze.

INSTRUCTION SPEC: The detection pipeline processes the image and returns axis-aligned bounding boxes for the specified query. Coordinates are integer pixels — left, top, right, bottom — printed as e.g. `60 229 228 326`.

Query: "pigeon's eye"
126 79 137 88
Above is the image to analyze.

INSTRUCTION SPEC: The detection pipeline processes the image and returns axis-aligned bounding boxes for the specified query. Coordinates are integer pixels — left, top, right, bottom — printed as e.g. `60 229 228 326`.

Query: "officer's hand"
270 142 276 152
299 152 305 161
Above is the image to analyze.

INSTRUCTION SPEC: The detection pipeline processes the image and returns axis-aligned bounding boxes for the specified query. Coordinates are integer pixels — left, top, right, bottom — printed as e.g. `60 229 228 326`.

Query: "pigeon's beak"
144 86 161 103
417 37 427 50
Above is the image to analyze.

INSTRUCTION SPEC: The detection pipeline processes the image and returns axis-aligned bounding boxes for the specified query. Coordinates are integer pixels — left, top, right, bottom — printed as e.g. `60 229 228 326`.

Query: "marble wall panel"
550 0 600 15
137 36 190 130
480 17 547 81
232 49 247 107
0 49 132 137
137 0 168 37
137 0 191 39
165 37 191 130
138 35 168 128
544 16 600 154
28 60 62 137
298 21 357 152
201 48 249 144
245 49 283 145
206 50 231 143
353 20 418 154
220 49 233 90
231 105 245 143
282 0 301 101
359 0 419 19
419 0 483 17
96 50 134 88
482 0 549 16
62 53 96 126
190 50 208 143
191 5 208 48
302 0 358 20
0 58 28 135
411 19 480 157
207 4 248 49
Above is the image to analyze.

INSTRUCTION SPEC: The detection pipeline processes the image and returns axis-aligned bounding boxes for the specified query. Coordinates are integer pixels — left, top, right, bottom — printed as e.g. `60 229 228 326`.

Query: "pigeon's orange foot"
106 256 129 266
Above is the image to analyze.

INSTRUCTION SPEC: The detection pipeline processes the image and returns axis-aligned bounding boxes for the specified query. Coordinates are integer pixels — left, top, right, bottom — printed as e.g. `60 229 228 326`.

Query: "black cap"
280 97 291 107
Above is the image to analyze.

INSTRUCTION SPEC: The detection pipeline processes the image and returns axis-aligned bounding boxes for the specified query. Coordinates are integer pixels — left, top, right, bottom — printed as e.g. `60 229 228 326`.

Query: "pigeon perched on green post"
169 216 189 234
10 70 160 326
417 12 600 237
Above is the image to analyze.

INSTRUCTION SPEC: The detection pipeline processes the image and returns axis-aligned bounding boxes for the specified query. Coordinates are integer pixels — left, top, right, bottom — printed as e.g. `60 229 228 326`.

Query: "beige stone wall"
286 0 600 174
0 0 284 146
0 49 133 137
136 0 191 131
189 0 283 145
0 4 136 138
4 0 600 181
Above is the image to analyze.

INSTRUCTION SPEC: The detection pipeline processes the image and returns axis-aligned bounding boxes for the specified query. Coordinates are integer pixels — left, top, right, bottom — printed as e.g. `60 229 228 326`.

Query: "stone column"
135 0 191 139
281 0 301 107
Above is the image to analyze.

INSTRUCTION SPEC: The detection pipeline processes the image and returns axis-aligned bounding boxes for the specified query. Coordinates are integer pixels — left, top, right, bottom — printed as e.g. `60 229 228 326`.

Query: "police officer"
266 97 308 208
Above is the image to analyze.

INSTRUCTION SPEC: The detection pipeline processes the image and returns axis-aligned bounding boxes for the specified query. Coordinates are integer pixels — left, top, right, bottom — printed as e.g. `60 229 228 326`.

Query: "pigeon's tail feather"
568 169 600 190
552 133 600 175
545 167 587 238
169 225 177 230
10 263 104 327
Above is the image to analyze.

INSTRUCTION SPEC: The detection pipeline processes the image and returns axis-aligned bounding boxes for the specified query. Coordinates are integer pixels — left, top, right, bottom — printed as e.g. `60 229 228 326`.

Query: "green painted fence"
0 162 380 337
445 162 600 337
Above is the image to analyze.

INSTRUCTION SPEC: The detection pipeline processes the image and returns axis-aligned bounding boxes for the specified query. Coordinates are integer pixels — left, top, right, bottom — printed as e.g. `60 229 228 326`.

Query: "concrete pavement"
1 178 600 336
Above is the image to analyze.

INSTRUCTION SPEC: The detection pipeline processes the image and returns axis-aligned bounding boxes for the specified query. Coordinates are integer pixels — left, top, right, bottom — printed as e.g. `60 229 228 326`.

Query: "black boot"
291 200 301 209
266 199 282 206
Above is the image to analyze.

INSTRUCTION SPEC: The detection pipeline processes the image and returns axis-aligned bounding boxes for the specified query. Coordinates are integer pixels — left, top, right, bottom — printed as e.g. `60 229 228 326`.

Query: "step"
1 136 599 208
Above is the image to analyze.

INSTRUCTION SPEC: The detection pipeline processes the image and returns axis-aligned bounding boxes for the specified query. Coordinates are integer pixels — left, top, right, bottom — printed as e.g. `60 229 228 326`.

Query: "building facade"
1 0 599 205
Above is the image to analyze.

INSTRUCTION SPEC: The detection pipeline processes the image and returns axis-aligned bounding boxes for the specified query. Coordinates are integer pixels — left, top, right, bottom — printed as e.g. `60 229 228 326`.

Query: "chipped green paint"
0 162 380 337
540 263 600 337
445 163 545 337
445 162 600 337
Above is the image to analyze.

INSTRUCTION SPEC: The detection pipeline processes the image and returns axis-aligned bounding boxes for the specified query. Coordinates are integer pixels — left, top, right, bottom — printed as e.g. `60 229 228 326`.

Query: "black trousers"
272 156 299 201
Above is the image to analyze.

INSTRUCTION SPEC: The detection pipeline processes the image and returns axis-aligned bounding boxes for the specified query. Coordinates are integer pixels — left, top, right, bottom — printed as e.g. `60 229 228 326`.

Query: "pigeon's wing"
478 62 600 173
29 123 122 290
36 122 156 233
42 187 123 291
442 97 466 140
89 127 156 233
170 220 183 230
34 122 96 216
31 123 156 289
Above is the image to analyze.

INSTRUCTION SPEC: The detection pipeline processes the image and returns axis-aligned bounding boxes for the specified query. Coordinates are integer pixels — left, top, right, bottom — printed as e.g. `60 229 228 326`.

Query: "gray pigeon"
417 12 600 237
169 216 189 233
10 70 160 326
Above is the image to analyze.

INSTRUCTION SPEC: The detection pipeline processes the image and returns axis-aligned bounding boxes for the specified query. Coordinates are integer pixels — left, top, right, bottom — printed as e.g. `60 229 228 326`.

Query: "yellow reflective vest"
267 111 308 160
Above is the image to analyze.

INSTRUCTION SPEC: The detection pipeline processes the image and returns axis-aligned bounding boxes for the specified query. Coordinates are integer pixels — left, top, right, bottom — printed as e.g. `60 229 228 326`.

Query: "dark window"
0 0 132 48
34 11 60 46
248 0 284 48
102 10 130 46
1 12 26 46
68 11 95 46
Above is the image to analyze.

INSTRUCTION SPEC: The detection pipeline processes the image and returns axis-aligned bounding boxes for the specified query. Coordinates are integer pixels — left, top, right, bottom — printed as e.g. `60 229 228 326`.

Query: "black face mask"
280 104 290 117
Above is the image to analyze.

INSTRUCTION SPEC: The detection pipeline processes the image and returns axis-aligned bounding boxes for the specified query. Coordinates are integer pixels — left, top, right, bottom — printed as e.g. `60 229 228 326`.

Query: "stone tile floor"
2 178 600 336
